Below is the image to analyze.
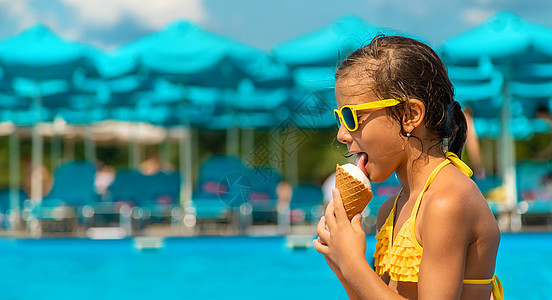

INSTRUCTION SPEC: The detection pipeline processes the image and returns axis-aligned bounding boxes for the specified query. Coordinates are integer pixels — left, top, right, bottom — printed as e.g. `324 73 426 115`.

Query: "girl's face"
335 78 407 183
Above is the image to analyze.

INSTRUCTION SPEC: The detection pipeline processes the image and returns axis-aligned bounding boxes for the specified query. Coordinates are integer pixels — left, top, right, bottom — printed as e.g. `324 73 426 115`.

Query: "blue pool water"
0 232 550 300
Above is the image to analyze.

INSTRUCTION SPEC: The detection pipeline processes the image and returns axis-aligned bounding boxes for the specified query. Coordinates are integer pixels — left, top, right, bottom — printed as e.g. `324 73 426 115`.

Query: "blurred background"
0 1 551 299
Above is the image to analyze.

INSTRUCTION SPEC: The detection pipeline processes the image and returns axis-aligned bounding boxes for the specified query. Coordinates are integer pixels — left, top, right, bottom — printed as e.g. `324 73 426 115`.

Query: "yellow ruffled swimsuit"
374 152 504 300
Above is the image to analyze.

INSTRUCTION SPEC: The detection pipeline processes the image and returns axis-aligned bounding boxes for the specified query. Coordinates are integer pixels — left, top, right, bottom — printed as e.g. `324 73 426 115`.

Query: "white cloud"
58 26 82 43
405 0 431 19
0 0 38 30
60 0 207 29
462 7 496 26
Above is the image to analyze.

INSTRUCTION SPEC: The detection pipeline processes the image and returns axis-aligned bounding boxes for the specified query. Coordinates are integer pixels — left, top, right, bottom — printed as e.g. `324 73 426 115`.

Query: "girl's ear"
402 98 425 133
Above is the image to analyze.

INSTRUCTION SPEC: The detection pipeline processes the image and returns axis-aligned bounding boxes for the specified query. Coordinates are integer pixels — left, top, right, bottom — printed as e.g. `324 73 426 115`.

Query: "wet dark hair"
335 35 467 158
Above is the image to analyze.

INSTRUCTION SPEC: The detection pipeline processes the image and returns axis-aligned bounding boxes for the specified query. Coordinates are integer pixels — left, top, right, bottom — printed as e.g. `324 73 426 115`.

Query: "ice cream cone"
335 164 373 220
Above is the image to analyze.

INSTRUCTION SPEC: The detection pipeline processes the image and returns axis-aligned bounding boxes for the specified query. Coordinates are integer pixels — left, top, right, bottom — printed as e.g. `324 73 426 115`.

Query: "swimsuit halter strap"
410 152 473 218
445 152 473 177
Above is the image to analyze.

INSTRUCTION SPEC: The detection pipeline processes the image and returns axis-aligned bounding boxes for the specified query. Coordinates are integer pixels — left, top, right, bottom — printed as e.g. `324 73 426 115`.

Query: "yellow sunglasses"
334 98 402 132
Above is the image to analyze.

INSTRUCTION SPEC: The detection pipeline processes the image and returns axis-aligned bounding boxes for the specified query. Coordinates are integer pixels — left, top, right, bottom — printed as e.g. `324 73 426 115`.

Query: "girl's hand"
314 216 344 278
313 187 367 269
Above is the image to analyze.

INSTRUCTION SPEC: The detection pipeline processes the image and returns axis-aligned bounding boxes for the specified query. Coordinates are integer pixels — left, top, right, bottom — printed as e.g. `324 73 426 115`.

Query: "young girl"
313 35 503 300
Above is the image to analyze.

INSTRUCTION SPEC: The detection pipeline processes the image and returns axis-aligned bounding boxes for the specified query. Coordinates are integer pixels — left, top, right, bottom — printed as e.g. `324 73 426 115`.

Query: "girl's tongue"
355 153 369 177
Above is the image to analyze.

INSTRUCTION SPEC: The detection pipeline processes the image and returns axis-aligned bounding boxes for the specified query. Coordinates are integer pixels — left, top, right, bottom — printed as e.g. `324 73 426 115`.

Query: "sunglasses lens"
341 107 356 130
334 111 341 128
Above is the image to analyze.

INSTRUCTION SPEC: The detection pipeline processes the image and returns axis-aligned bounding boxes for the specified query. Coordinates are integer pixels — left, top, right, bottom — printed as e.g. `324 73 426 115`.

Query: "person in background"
463 108 485 179
139 149 174 175
95 161 115 196
22 154 52 199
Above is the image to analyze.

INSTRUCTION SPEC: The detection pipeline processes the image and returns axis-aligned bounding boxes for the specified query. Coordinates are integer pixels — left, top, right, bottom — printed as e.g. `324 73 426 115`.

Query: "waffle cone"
335 164 373 220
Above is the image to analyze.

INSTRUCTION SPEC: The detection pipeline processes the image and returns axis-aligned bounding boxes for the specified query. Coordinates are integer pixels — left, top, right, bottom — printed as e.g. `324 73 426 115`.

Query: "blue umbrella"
443 12 552 139
441 11 531 62
0 75 24 227
120 20 283 215
271 15 394 183
448 62 504 138
442 11 552 137
84 46 139 80
74 54 155 169
225 84 290 129
0 24 94 79
441 10 552 67
441 11 552 227
119 20 268 88
0 24 94 206
271 16 407 131
272 15 392 67
218 60 293 130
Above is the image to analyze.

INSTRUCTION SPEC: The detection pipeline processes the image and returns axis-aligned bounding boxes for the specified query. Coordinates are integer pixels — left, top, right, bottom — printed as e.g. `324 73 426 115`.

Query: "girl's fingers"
351 213 364 234
313 238 329 255
325 200 337 231
332 188 348 224
317 216 330 245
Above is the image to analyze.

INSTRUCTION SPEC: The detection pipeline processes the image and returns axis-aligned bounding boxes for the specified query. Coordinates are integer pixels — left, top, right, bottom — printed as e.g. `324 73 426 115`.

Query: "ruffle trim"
374 219 422 282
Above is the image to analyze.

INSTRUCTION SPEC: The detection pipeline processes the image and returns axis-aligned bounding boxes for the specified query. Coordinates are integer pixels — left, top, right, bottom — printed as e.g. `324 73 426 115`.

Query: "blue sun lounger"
191 155 251 229
248 166 282 224
516 161 552 221
25 161 99 235
289 184 324 225
0 188 27 229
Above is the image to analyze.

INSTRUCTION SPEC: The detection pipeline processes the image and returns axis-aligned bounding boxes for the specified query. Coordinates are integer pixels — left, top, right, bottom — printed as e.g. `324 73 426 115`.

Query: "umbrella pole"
185 127 193 208
481 138 494 175
129 122 140 169
285 127 299 186
9 126 21 229
51 128 63 170
226 126 239 156
192 128 199 182
501 74 520 231
270 129 282 174
84 124 96 163
128 124 133 168
30 94 43 203
160 134 171 169
241 128 255 164
65 135 75 161
179 126 193 213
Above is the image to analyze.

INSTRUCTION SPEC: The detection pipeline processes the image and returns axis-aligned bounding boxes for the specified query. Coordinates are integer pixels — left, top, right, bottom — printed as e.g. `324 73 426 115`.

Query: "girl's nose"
336 124 352 145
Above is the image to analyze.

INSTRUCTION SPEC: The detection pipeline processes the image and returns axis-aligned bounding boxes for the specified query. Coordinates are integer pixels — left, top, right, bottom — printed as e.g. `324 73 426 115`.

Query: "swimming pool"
0 232 549 299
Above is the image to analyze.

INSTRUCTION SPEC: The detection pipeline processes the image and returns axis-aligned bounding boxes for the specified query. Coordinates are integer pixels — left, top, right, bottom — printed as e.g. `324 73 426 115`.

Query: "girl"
313 35 503 300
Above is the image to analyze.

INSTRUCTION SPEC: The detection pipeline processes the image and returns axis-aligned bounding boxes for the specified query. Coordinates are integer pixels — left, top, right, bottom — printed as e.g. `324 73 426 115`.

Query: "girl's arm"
314 188 405 300
314 218 361 300
324 252 362 300
315 192 396 299
317 187 476 300
416 190 474 300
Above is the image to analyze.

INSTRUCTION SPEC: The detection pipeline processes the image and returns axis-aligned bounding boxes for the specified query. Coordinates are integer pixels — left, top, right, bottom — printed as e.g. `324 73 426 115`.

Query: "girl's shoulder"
419 166 489 231
430 163 485 203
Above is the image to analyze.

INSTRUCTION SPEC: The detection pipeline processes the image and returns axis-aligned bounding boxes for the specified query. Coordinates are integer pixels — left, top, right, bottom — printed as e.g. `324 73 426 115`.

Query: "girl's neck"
394 146 447 201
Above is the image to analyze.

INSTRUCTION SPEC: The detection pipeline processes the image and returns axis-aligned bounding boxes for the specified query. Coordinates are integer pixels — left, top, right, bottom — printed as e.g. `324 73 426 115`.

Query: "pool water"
0 232 550 299
494 232 552 300
0 236 347 300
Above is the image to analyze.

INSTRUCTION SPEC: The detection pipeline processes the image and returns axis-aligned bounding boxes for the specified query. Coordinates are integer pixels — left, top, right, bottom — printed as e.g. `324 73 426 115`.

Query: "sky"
0 0 551 51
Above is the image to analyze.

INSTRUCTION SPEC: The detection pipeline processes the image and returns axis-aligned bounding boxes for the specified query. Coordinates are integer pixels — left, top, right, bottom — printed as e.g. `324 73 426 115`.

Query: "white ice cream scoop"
335 163 373 220
340 163 371 189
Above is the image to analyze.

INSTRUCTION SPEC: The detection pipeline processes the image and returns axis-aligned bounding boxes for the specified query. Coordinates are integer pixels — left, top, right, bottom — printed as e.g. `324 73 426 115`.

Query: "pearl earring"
406 132 411 137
